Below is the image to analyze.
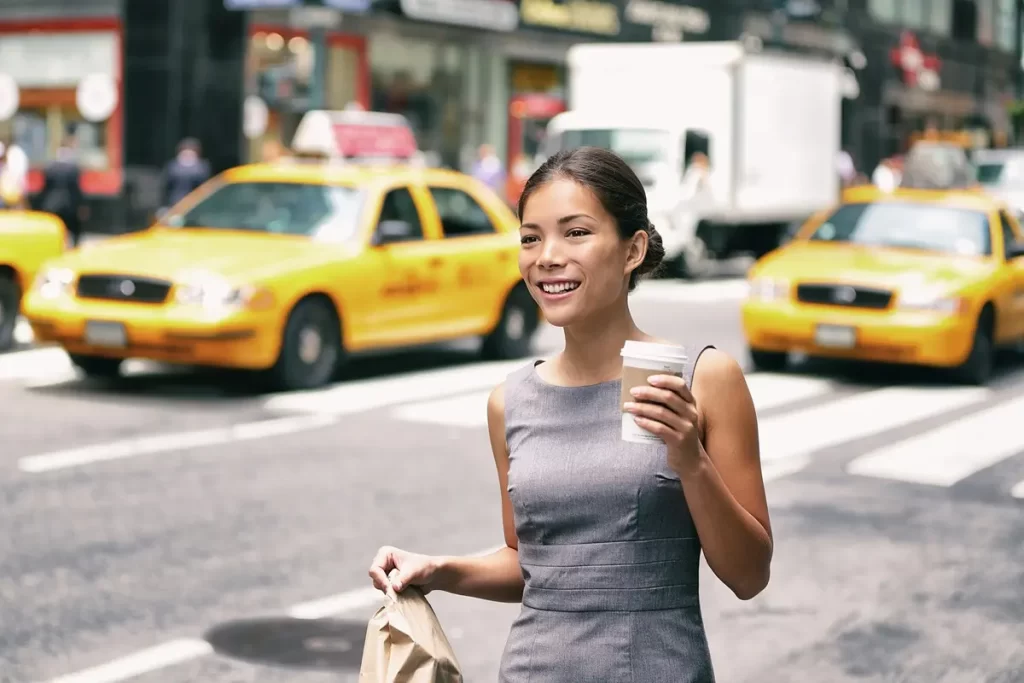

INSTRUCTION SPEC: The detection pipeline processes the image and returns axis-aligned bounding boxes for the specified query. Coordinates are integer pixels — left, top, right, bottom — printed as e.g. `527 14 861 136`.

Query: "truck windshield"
557 128 671 166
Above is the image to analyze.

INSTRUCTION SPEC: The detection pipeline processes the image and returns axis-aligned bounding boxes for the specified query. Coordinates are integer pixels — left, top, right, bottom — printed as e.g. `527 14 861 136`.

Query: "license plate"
814 324 856 349
84 321 127 348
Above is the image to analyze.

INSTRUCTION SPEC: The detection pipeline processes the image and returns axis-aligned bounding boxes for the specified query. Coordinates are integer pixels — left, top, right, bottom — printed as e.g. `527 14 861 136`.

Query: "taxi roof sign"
291 109 419 162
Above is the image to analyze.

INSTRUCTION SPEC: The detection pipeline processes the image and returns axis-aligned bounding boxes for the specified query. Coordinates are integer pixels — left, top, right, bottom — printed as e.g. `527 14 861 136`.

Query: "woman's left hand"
624 375 704 476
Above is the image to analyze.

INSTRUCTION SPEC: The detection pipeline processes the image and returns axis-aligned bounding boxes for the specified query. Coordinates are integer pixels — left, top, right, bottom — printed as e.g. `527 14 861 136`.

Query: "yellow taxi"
742 185 1024 384
22 116 536 390
0 210 66 350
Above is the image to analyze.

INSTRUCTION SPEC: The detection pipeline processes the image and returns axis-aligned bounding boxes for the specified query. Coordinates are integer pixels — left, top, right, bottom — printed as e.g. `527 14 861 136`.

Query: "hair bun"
637 220 665 277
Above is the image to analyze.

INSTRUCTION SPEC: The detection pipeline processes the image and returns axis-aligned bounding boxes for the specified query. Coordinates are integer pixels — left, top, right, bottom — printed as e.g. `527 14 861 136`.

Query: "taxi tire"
271 296 341 391
69 354 123 378
482 286 538 360
953 310 994 386
0 273 20 352
749 349 788 372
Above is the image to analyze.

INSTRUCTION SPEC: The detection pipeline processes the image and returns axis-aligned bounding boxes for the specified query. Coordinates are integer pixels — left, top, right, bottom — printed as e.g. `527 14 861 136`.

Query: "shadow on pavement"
203 616 366 671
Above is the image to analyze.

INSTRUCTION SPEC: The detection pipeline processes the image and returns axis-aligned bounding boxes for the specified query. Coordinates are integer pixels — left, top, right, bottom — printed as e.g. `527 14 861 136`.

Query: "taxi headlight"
34 267 75 299
174 271 270 311
895 288 965 314
748 277 790 302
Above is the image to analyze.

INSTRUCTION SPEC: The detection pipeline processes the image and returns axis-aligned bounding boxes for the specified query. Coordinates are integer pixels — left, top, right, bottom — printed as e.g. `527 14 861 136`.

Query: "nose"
537 237 566 269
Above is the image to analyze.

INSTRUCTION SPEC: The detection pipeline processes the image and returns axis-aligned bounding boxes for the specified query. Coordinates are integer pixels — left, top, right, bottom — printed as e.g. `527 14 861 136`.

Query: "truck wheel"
482 286 538 360
70 354 123 378
270 296 342 391
749 349 788 372
0 273 20 352
952 310 994 386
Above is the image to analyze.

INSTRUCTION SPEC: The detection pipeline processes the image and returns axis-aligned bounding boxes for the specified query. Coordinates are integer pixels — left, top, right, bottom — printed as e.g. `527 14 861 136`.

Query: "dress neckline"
529 359 621 390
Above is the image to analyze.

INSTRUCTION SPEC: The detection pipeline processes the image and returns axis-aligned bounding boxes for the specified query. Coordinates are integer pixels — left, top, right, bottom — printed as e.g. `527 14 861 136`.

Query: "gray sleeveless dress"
498 345 716 682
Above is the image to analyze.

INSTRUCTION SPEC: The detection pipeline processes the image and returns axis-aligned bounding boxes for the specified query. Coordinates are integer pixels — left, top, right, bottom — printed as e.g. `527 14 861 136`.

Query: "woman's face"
518 177 645 328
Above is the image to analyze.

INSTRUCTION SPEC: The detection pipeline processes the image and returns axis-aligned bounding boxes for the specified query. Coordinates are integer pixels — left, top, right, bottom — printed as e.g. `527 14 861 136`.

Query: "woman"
369 146 773 681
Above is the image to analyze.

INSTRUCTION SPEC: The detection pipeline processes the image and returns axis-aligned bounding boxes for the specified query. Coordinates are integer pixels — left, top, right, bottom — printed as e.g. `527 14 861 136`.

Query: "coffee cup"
620 341 688 444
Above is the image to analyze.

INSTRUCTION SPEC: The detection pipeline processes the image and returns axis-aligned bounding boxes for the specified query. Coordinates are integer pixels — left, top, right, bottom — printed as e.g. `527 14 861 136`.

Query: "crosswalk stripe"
1011 480 1024 499
390 371 834 429
845 394 1024 487
758 385 990 465
632 278 748 302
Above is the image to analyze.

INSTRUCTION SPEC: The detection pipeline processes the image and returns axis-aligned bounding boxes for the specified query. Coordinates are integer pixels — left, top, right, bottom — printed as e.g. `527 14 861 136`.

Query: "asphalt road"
2 277 1023 683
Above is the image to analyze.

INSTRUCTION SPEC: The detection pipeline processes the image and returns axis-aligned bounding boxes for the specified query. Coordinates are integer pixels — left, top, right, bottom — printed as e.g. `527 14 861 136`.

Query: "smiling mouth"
539 281 581 294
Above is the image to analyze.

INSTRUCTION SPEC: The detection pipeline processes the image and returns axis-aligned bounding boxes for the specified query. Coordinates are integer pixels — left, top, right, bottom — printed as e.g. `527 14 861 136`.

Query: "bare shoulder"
691 348 754 422
486 382 509 462
487 382 506 425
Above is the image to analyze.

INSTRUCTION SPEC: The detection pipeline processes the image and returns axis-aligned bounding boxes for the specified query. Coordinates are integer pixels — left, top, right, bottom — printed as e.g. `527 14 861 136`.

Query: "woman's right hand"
368 545 442 594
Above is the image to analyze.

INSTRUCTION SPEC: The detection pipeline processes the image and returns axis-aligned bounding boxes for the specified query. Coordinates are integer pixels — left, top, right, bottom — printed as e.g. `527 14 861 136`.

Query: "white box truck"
543 41 846 277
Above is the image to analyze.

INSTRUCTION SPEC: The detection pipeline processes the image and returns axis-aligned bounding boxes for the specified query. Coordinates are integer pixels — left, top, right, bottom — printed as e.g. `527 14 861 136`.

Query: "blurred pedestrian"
38 131 88 247
0 137 29 209
471 143 506 195
872 157 901 193
162 138 210 211
368 146 772 682
836 149 857 188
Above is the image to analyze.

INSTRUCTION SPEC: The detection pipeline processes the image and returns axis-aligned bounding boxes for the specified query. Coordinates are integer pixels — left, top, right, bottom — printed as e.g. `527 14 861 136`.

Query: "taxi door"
998 209 1024 342
420 181 518 336
358 183 450 346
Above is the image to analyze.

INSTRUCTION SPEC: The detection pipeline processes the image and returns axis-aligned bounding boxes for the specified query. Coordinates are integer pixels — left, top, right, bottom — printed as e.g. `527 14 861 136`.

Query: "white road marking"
391 390 493 428
18 414 338 474
1011 479 1024 499
44 639 213 683
14 317 33 345
758 385 990 464
762 455 811 482
263 358 532 416
0 347 72 381
632 278 749 303
391 372 833 429
846 394 1024 487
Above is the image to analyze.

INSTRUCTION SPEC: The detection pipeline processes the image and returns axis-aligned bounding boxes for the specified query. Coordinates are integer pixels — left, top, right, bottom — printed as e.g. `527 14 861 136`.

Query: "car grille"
76 275 173 304
795 283 893 310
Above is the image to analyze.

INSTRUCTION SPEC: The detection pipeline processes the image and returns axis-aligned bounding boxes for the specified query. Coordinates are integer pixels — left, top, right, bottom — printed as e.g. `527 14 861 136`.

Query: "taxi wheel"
749 349 788 372
69 354 123 378
271 296 341 391
953 310 994 386
0 273 20 352
482 286 539 360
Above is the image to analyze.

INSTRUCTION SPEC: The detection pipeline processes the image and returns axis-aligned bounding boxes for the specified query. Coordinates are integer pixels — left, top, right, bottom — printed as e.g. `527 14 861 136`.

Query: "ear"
624 229 648 278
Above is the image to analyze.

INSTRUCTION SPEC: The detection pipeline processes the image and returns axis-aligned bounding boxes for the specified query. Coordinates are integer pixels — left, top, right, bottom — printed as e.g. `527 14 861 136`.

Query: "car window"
428 187 496 237
167 181 363 241
377 187 423 241
998 210 1019 257
809 202 992 257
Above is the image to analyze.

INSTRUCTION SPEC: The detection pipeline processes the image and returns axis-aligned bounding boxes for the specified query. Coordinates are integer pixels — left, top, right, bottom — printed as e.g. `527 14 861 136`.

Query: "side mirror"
373 220 416 246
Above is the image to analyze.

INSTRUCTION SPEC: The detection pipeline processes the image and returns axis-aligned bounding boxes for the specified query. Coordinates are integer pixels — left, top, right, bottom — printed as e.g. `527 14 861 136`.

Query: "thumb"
388 567 404 592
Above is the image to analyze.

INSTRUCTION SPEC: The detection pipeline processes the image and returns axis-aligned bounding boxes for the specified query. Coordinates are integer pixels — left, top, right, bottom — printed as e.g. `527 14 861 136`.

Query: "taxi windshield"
167 181 364 241
976 162 1005 185
809 202 992 257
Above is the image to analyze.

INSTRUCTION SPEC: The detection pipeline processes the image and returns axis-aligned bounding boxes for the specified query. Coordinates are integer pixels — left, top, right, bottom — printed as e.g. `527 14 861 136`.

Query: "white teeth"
541 282 580 294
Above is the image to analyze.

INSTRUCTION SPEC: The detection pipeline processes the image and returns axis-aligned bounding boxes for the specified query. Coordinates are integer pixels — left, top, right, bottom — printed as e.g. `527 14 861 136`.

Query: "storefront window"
928 0 953 35
0 28 120 193
369 34 467 169
902 0 927 28
867 0 898 23
244 29 365 163
995 0 1015 50
976 0 994 45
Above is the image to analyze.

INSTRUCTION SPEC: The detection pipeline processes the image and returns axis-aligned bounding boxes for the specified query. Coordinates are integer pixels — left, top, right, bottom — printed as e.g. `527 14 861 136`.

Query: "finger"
625 400 685 431
633 416 677 443
628 385 688 415
368 547 396 591
647 375 695 404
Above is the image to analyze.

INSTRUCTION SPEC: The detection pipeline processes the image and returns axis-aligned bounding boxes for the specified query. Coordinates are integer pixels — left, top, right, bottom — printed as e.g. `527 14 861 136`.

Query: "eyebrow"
520 213 594 230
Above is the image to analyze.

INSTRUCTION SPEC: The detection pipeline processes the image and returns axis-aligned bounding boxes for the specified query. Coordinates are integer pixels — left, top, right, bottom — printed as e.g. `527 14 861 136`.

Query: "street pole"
310 27 327 110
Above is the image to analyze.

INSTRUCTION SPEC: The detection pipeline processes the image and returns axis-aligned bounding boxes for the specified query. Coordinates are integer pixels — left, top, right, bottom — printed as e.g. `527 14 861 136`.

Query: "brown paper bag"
358 579 463 683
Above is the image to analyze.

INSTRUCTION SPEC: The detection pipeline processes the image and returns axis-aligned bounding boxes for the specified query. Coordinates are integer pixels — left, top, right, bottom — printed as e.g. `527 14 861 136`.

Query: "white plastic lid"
621 340 688 363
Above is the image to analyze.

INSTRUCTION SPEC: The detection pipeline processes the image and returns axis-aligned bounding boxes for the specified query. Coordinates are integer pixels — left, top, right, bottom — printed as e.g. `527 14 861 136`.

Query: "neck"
558 297 650 384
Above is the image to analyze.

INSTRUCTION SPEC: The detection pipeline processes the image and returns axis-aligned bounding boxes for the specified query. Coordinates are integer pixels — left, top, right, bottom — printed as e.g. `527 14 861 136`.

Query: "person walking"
162 138 210 210
38 132 88 247
369 146 773 682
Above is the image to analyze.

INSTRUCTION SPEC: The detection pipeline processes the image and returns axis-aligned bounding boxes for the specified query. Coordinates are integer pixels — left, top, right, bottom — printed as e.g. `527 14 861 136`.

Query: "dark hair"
517 146 664 291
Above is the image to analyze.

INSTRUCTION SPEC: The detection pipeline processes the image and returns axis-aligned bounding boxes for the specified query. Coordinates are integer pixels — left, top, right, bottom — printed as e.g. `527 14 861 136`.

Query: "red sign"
890 31 941 90
331 122 418 159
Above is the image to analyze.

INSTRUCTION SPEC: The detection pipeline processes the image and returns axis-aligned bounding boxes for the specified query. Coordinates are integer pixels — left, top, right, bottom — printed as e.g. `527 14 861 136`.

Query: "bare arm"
683 349 773 600
431 382 525 602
